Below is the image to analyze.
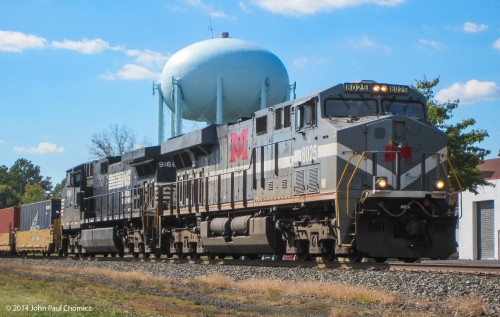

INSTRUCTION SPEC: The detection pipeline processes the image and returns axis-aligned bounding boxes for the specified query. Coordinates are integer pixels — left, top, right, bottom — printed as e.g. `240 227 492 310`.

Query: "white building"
458 158 500 260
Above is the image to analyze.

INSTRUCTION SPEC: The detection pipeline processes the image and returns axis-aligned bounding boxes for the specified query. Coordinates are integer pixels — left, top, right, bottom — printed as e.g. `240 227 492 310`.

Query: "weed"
446 296 486 317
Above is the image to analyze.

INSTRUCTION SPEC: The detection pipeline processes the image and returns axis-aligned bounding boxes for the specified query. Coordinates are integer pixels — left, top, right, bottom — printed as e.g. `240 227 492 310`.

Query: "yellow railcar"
0 232 13 253
15 219 61 255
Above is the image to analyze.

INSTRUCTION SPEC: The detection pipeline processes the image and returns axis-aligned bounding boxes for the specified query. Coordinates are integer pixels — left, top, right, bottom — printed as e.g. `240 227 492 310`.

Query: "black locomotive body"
59 82 458 262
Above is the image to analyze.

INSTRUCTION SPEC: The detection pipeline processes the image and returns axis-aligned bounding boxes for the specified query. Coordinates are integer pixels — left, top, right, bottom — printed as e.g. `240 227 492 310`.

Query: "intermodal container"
0 206 20 234
20 199 61 231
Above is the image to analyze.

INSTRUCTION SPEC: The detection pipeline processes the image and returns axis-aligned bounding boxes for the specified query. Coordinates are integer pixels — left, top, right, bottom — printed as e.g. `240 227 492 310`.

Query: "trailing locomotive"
3 81 458 262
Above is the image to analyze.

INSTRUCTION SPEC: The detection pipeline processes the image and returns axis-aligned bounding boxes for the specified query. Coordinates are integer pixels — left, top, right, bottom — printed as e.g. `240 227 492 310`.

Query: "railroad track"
4 254 498 276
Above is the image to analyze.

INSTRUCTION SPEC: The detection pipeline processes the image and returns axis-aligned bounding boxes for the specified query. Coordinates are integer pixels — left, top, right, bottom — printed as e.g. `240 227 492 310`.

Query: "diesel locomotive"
9 81 459 262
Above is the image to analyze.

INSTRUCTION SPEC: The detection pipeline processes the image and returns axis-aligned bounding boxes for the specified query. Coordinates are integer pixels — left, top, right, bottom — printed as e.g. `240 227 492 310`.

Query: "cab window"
295 101 317 130
324 99 377 117
383 101 425 119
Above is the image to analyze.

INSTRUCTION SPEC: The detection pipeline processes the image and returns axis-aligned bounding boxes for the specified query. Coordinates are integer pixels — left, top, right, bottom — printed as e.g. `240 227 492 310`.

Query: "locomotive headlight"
374 176 388 190
433 178 446 191
380 85 388 93
373 85 381 93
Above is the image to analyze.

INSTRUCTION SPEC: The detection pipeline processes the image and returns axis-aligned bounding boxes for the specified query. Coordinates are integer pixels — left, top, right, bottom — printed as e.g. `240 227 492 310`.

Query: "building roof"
479 158 500 180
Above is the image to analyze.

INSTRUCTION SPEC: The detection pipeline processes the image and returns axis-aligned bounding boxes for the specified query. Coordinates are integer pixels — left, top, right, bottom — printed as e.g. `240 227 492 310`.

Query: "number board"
343 83 409 95
344 83 370 93
388 85 409 95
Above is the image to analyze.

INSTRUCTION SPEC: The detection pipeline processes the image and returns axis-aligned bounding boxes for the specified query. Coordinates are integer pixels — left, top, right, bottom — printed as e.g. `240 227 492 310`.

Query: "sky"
0 0 499 186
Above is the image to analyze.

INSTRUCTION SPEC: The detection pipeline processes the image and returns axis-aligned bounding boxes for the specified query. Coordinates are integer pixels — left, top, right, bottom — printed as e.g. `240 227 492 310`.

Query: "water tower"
156 33 290 141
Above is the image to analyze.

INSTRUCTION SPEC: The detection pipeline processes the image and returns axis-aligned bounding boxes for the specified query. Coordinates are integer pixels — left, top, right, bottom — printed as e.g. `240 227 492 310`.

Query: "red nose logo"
384 145 412 162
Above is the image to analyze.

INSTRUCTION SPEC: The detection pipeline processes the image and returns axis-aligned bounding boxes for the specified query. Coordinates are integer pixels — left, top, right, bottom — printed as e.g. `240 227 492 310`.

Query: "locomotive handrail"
335 152 360 226
345 151 371 219
440 153 463 219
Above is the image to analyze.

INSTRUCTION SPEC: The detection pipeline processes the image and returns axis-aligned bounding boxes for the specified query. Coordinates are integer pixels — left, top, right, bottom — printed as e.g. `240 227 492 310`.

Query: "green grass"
0 262 485 317
0 265 217 317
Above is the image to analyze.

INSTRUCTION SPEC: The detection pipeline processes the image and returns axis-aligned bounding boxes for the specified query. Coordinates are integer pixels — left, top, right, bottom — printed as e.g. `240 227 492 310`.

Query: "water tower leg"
260 77 269 110
173 78 183 136
157 83 164 144
216 76 223 124
170 109 175 138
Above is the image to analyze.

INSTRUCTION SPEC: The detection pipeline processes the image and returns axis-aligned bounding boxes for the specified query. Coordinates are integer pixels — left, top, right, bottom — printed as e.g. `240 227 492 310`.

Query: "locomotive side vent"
281 179 288 189
267 181 274 191
308 167 319 193
294 170 305 195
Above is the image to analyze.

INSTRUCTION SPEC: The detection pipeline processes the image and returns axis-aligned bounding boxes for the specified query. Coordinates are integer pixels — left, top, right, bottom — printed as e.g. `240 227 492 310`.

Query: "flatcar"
56 81 458 262
0 200 61 256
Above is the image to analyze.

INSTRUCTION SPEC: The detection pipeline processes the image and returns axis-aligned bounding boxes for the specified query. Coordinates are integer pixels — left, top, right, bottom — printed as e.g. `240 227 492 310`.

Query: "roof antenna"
208 16 214 39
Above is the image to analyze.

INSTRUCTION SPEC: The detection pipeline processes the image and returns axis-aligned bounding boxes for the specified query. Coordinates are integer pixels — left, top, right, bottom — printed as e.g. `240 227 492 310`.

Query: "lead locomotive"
60 81 458 262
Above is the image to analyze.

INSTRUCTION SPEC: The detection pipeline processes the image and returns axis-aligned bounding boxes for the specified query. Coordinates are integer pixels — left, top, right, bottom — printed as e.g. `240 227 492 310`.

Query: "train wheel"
207 253 216 260
133 252 140 258
320 249 335 262
319 241 335 262
189 253 200 260
143 252 150 259
374 257 387 263
400 258 418 263
119 252 125 258
111 253 116 258
295 252 310 262
348 251 363 263
348 240 363 263
154 251 161 259
103 253 109 258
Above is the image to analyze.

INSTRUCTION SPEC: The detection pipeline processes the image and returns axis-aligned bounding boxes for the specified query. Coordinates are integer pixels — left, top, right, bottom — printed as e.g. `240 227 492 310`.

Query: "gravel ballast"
1 257 498 316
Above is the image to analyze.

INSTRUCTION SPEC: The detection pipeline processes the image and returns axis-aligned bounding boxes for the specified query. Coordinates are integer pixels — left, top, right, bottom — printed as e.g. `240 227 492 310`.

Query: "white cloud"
0 30 46 52
52 38 121 54
350 36 375 49
186 0 230 18
493 38 500 50
251 0 405 16
0 139 5 144
293 57 328 69
349 36 392 53
14 142 64 154
125 49 170 69
101 64 160 80
436 80 500 104
418 39 444 50
102 49 169 80
463 22 488 33
239 1 253 13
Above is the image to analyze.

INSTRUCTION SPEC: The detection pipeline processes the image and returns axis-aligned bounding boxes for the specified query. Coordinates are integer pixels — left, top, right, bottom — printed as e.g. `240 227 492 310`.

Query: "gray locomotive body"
159 81 457 261
59 82 457 262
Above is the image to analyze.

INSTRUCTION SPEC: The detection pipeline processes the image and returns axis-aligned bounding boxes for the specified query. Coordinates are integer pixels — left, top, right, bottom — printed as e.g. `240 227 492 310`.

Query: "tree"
412 76 491 194
7 158 52 196
89 124 137 158
51 178 66 199
0 184 18 208
22 183 46 204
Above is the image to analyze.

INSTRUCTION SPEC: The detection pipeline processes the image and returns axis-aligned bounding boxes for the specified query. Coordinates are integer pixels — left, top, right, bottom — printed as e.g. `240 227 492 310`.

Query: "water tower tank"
159 34 289 124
